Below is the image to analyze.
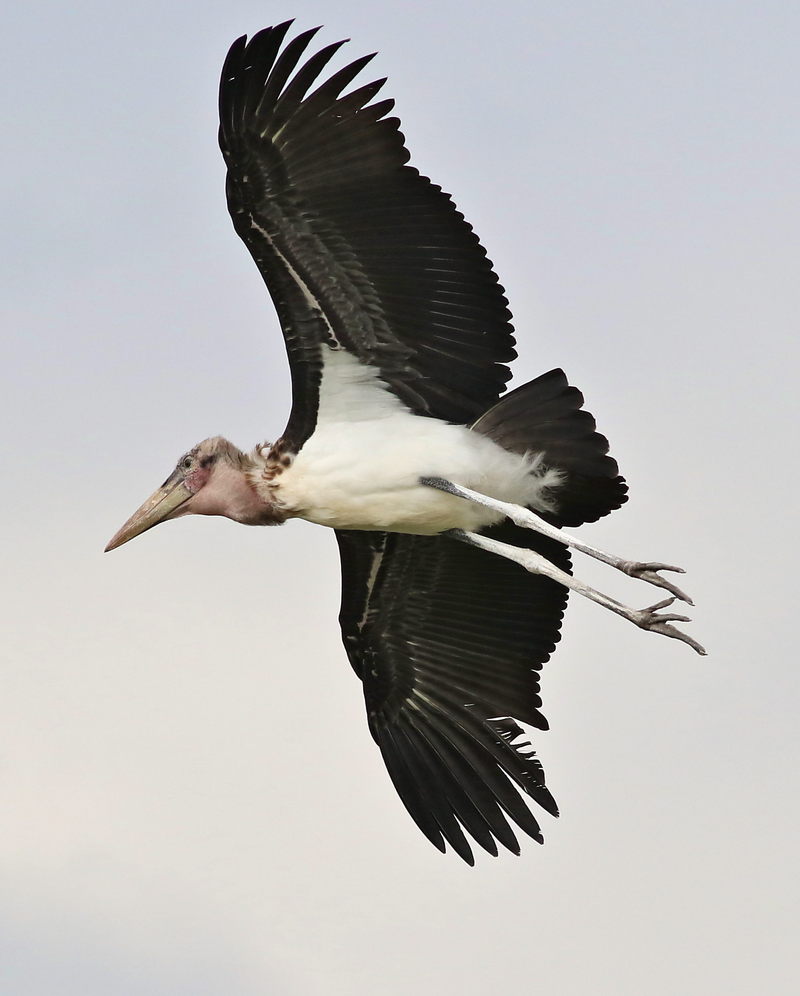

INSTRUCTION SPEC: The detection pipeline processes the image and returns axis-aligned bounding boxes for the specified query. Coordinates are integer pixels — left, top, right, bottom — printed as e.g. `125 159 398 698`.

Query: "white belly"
277 418 535 533
267 351 560 534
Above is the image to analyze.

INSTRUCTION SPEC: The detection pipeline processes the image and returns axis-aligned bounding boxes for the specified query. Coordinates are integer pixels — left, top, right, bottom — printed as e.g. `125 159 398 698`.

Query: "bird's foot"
619 561 694 605
630 597 707 655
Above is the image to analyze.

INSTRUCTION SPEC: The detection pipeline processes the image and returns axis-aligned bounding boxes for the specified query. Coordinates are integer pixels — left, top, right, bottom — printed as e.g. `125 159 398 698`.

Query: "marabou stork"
107 22 705 864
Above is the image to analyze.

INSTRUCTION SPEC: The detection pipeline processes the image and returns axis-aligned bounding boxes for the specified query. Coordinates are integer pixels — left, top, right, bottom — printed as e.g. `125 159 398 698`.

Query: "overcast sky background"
2 1 798 993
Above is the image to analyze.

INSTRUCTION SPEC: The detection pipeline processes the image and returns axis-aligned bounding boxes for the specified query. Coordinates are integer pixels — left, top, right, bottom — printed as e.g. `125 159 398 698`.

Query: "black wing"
219 23 516 450
335 526 571 864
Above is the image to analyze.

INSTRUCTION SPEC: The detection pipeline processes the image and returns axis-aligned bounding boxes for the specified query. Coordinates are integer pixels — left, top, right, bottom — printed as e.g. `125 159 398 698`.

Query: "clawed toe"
621 561 694 605
632 597 707 655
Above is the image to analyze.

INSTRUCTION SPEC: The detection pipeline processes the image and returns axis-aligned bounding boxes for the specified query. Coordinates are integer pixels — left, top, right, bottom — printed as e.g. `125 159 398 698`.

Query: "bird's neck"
186 450 287 526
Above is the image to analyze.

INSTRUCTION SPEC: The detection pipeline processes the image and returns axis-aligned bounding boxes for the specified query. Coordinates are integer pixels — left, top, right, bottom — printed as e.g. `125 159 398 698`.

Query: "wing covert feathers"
219 23 517 446
336 527 570 864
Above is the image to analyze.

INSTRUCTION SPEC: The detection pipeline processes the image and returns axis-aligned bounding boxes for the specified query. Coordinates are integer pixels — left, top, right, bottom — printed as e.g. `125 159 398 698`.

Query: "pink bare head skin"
170 437 273 524
105 436 281 552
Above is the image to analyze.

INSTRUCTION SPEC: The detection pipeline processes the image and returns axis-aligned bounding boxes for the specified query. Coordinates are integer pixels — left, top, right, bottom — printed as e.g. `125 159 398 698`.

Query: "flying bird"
107 22 705 864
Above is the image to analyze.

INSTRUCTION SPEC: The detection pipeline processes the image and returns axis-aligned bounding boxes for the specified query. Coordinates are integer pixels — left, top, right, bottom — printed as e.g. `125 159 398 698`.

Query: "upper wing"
335 525 571 865
219 22 516 450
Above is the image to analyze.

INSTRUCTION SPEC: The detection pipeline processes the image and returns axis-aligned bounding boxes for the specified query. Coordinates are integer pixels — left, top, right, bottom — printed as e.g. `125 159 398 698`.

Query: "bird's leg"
421 477 693 604
446 529 707 656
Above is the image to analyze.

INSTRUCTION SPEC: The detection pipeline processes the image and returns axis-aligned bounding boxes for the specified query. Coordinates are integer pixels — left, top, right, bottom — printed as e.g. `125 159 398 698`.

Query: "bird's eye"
182 456 193 470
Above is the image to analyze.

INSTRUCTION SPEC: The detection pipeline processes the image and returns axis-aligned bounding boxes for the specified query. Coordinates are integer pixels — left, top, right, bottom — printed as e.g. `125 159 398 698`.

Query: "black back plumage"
219 22 517 449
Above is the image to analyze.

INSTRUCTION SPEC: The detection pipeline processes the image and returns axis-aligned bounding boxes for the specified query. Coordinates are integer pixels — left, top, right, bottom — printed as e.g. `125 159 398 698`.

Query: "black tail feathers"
471 369 628 527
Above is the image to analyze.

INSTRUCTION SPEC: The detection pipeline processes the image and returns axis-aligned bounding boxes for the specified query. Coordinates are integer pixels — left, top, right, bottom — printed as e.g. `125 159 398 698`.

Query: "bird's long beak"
105 478 193 552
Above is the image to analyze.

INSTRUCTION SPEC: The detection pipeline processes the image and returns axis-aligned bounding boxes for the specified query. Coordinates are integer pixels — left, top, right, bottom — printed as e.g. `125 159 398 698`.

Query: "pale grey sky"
2 1 798 993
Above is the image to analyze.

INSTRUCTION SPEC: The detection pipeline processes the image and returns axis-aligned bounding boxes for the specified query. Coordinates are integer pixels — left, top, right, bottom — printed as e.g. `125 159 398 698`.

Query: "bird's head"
105 436 277 552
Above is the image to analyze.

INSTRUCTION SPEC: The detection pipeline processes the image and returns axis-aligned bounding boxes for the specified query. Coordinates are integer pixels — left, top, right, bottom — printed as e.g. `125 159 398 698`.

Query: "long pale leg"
421 476 692 604
448 529 707 656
